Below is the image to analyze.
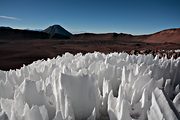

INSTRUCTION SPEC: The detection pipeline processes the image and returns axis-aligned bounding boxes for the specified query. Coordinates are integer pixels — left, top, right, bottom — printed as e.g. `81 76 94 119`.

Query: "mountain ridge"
71 28 180 43
0 25 179 43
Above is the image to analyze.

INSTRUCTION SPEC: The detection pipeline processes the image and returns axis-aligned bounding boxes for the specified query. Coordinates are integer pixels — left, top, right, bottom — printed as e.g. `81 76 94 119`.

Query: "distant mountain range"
0 25 73 40
73 28 180 44
0 25 180 44
0 27 50 40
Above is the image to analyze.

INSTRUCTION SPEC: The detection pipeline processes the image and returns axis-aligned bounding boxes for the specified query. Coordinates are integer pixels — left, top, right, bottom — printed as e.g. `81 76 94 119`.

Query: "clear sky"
0 0 180 34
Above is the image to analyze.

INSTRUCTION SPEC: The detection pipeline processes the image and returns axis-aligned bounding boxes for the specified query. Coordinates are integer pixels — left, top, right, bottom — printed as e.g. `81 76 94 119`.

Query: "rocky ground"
0 39 179 71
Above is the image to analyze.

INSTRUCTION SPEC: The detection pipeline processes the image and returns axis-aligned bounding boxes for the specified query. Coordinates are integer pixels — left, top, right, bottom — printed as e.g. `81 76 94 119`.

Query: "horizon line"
0 25 179 36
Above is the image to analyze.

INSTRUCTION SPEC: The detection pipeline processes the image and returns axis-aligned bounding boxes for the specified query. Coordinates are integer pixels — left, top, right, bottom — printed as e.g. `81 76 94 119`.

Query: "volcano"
43 24 72 39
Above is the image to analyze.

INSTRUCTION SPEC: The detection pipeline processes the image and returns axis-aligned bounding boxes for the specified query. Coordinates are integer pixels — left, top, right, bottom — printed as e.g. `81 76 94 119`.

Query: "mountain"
0 25 72 40
71 33 134 41
0 26 13 30
43 25 72 39
72 33 150 43
72 28 180 44
144 28 180 43
0 25 179 44
0 27 50 40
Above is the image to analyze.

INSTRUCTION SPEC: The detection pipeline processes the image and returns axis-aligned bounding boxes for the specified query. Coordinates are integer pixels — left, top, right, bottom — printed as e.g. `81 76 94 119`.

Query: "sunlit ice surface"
0 52 180 120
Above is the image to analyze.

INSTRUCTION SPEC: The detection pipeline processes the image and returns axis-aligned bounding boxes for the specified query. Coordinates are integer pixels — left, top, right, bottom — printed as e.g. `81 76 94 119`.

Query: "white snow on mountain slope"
0 52 180 120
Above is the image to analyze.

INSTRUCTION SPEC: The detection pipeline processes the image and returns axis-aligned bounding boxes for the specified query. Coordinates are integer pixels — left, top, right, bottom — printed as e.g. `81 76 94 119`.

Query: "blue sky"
0 0 180 34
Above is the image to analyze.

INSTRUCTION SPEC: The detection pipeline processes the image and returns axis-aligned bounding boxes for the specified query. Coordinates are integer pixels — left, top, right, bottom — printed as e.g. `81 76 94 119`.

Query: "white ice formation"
0 52 180 120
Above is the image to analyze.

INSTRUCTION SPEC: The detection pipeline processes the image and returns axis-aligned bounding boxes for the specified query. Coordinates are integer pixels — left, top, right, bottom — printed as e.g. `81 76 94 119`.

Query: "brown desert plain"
0 26 179 71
